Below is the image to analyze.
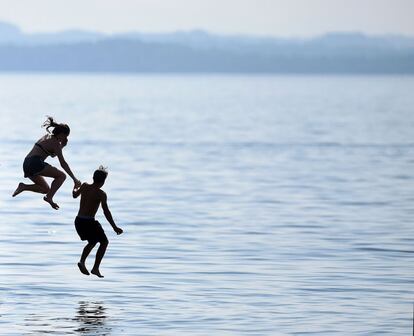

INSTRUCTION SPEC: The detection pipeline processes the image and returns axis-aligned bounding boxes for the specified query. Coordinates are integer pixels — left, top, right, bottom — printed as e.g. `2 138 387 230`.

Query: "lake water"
0 74 413 335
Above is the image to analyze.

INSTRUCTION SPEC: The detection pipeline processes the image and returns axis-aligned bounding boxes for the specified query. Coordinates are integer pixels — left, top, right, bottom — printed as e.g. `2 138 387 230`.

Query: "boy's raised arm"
101 192 123 235
72 183 84 199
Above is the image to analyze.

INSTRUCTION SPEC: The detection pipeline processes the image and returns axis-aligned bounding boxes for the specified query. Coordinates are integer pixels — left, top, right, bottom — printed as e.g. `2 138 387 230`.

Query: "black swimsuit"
35 142 55 157
22 143 54 178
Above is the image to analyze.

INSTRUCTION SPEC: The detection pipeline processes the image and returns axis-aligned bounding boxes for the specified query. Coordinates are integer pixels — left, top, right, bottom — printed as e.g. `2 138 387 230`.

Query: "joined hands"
74 179 82 189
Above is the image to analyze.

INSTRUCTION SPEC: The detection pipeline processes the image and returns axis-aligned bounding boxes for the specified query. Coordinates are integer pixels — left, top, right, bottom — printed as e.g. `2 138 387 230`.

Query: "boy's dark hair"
93 166 108 184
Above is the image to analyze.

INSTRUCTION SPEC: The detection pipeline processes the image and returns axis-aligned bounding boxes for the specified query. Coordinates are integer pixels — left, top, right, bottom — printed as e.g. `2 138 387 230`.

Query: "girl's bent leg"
13 176 50 197
38 165 66 209
45 171 66 200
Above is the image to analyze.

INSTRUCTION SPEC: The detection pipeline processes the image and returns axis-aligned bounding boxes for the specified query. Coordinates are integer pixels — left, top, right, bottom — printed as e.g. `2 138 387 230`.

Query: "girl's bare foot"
91 268 104 278
77 262 90 275
12 183 25 197
43 196 59 210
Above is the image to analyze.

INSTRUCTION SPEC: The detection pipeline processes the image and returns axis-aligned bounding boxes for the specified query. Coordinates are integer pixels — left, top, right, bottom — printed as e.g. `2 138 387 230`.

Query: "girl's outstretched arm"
55 145 80 185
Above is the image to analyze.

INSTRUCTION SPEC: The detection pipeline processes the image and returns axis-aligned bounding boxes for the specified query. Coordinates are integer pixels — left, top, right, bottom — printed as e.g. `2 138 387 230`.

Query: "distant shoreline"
0 71 414 75
1 24 413 74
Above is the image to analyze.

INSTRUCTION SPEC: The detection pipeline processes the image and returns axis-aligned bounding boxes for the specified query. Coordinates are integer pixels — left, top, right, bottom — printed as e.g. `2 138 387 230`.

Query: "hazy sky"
0 0 413 37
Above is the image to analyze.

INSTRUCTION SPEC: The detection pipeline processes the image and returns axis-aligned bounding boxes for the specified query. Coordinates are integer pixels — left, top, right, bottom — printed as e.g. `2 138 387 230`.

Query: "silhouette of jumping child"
73 166 123 278
13 116 81 209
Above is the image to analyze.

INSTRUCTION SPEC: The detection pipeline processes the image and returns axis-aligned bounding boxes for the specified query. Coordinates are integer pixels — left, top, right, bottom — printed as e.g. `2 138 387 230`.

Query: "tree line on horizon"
0 21 413 73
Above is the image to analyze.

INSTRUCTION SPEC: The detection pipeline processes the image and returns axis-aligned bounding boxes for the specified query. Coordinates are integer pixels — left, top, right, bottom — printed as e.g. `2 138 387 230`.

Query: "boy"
73 166 123 278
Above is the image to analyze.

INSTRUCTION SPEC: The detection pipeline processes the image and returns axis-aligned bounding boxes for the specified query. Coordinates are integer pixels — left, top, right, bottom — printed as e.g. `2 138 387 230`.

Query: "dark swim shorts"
23 156 50 178
75 216 108 244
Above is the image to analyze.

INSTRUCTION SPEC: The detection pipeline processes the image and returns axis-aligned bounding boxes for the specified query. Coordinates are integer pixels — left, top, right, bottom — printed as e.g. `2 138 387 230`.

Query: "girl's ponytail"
42 116 70 136
42 116 57 134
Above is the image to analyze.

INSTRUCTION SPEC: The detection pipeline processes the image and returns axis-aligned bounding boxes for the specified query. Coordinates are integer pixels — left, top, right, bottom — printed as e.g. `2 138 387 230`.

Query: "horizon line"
1 20 414 40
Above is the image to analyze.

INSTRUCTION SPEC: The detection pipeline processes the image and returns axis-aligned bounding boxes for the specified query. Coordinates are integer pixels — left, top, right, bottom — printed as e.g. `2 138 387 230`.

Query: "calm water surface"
0 74 413 335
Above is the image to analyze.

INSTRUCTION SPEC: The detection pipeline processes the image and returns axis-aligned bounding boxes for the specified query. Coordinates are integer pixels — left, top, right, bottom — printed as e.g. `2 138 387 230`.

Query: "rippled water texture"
0 75 413 335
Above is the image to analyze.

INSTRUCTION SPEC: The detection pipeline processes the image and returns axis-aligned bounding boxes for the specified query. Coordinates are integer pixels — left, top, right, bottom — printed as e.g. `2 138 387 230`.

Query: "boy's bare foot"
77 262 90 275
43 196 59 210
12 183 25 197
91 268 104 278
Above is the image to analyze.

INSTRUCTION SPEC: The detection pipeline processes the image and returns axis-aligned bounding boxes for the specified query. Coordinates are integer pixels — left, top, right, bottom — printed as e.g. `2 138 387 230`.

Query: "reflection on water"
75 301 110 335
19 301 111 335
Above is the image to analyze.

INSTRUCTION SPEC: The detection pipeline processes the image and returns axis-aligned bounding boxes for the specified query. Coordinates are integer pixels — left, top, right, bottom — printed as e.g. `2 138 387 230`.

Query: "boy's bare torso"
78 183 103 218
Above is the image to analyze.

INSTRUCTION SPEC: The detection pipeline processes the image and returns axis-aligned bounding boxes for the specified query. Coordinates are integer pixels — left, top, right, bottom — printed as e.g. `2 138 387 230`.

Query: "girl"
12 117 81 210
